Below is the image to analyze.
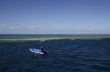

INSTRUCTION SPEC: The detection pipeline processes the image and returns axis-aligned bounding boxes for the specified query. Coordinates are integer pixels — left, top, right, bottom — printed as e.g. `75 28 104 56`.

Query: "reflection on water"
0 39 110 72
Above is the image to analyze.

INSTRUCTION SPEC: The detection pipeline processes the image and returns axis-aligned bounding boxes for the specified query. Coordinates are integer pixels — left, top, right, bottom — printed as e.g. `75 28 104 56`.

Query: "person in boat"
41 46 48 55
41 48 48 55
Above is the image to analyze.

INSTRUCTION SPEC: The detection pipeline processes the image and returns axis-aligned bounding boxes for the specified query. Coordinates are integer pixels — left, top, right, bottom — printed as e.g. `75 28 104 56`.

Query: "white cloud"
29 26 39 29
0 24 5 27
9 26 15 29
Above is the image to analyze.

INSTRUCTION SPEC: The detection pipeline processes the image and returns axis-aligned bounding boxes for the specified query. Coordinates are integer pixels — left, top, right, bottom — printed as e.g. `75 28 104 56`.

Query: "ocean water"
0 39 110 72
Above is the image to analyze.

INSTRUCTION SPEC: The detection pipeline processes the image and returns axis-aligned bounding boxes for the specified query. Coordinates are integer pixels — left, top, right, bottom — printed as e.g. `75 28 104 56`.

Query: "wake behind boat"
29 46 48 55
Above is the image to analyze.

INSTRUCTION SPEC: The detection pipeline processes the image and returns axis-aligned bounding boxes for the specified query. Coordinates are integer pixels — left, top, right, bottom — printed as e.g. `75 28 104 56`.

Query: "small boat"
29 46 48 55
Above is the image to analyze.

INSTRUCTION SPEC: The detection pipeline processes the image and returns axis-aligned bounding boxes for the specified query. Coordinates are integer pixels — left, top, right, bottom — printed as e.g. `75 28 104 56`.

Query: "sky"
0 0 110 34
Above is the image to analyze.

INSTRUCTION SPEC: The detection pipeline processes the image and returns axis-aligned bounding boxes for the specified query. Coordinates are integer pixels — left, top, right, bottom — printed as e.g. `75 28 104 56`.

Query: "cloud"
0 24 5 27
9 26 15 29
1 23 110 34
29 26 39 29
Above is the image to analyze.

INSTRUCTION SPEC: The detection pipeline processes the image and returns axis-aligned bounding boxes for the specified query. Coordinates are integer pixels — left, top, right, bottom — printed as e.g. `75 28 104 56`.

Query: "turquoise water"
0 34 110 36
0 39 110 72
0 34 110 42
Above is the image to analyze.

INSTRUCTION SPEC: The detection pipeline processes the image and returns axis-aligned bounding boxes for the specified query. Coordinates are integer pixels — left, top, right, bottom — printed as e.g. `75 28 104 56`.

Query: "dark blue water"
0 39 110 72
